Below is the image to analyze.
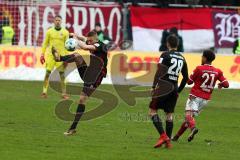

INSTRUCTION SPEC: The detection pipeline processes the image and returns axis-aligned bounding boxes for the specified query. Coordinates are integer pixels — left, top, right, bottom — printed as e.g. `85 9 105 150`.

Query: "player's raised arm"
77 31 99 51
70 33 87 42
78 40 96 51
178 60 188 93
76 35 87 42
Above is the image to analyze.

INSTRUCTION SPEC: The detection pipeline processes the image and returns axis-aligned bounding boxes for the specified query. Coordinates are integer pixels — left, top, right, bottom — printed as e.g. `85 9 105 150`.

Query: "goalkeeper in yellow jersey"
40 15 69 99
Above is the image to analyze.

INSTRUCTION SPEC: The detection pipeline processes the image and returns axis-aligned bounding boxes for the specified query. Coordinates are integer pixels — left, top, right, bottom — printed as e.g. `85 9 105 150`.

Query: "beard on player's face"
55 23 61 29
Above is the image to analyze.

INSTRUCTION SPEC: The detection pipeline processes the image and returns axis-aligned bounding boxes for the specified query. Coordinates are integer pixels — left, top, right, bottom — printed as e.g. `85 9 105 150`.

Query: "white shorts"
185 95 209 116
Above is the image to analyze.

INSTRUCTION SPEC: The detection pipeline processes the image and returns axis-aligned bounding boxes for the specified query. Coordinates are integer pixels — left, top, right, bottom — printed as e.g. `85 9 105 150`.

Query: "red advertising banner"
0 2 122 46
131 7 213 30
212 10 240 48
66 2 122 44
130 7 215 52
1 46 240 88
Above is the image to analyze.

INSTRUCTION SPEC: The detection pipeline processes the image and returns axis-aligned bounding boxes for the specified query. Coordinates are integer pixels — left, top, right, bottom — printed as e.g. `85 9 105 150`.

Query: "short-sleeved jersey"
42 27 69 56
90 41 108 70
189 64 227 100
158 50 188 86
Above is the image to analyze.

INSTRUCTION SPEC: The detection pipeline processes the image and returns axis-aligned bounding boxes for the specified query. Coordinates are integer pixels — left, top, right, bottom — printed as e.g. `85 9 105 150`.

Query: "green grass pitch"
0 80 239 160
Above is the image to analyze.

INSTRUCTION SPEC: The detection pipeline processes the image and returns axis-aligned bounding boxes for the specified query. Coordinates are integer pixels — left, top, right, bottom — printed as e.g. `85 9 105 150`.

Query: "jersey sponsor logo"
170 54 184 60
202 70 218 74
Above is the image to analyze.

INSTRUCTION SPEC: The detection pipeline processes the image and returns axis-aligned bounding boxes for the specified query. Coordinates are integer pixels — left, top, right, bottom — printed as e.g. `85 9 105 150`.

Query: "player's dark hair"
87 31 97 37
54 15 62 19
95 22 101 27
203 50 216 62
167 35 179 48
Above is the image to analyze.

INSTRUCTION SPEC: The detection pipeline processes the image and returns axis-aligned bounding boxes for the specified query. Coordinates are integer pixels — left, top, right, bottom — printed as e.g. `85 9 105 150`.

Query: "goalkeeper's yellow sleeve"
42 30 50 55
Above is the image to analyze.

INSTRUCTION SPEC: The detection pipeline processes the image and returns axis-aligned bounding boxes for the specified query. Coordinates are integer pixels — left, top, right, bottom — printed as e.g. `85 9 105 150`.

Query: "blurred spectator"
159 29 170 51
211 0 238 6
0 17 15 45
0 12 3 41
94 22 112 44
185 0 200 5
169 27 184 52
233 38 240 54
159 27 184 52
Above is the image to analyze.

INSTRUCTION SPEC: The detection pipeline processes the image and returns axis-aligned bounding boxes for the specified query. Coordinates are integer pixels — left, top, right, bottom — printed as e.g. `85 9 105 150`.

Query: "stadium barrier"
0 45 239 88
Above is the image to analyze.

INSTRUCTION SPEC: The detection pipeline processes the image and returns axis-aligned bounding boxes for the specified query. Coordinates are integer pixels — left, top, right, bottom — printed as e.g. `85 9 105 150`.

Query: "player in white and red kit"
172 50 229 142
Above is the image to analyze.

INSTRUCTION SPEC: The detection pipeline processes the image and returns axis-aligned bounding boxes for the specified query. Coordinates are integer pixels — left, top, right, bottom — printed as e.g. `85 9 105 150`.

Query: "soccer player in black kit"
149 35 188 148
52 31 108 136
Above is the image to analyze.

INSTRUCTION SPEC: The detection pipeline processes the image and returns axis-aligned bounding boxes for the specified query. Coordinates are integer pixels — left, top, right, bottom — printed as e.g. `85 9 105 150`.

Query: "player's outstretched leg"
64 92 87 136
64 103 85 136
51 47 61 61
172 121 188 141
52 46 75 62
52 46 82 63
188 127 198 142
149 109 172 148
185 114 198 142
172 111 192 141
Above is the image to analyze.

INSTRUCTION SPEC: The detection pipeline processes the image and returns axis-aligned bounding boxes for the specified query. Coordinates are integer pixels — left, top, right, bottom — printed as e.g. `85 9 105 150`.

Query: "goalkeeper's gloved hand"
40 54 45 64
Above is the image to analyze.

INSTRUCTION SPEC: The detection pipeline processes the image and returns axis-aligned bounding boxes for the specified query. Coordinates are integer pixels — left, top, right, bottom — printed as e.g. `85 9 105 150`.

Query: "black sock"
151 114 164 135
69 104 85 130
60 54 76 62
166 121 173 138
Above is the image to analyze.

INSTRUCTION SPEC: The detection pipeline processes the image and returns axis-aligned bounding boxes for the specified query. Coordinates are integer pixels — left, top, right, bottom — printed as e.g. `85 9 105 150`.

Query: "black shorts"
149 90 178 113
82 68 106 96
78 65 88 80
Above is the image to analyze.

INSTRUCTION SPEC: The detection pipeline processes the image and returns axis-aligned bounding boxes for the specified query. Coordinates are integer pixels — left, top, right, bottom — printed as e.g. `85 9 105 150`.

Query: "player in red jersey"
172 50 229 142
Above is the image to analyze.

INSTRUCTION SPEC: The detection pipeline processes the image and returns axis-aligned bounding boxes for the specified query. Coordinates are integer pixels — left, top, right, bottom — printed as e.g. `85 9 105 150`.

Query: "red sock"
186 115 196 130
176 121 188 137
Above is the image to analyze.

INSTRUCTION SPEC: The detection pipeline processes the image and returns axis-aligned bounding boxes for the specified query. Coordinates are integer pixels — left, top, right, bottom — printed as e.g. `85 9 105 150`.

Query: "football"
65 38 77 51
